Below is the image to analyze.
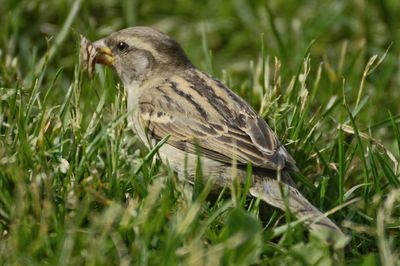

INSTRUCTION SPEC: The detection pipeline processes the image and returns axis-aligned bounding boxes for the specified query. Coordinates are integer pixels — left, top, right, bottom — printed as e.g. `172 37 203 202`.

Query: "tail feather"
249 178 342 234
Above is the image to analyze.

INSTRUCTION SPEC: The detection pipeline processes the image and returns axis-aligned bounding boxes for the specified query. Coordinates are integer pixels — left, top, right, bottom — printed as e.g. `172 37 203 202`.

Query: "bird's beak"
93 40 114 66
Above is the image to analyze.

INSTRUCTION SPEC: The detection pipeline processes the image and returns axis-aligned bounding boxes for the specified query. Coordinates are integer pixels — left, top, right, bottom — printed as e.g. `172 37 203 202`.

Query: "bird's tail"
249 177 342 234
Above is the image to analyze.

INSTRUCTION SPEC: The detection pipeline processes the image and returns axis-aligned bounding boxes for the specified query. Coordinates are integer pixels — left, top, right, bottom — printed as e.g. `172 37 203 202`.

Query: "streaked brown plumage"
80 27 342 234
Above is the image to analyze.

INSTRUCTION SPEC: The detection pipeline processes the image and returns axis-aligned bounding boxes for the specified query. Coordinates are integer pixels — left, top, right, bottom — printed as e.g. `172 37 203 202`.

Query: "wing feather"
138 69 297 171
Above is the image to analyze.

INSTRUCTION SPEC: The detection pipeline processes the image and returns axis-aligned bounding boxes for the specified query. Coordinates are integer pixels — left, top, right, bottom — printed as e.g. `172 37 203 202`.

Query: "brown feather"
139 68 297 171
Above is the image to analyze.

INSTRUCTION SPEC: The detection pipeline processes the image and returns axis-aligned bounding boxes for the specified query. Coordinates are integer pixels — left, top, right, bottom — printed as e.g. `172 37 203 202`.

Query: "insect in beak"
80 36 114 78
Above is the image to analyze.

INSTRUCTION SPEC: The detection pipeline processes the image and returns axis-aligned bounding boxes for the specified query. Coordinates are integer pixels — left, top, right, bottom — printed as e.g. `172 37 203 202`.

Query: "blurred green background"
1 0 400 265
1 0 399 124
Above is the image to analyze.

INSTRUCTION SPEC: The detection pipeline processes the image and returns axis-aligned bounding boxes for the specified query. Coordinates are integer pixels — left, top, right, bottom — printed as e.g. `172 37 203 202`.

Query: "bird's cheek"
131 56 151 75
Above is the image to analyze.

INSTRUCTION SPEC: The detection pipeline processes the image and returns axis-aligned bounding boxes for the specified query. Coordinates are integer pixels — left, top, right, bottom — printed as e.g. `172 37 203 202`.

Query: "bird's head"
92 27 192 86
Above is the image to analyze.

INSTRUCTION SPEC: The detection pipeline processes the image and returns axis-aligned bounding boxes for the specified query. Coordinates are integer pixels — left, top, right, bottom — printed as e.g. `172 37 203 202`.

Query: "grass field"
1 0 400 265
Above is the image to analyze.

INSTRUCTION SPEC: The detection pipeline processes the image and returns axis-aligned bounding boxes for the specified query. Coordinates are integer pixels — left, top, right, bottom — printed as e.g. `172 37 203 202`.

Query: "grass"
1 0 400 265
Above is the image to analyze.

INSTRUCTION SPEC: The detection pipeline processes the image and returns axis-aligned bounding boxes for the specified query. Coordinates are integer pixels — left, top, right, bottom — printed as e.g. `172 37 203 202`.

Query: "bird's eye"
117 42 129 51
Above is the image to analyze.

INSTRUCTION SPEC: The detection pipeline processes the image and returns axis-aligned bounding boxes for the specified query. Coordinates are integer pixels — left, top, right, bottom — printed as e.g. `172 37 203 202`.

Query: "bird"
80 26 342 235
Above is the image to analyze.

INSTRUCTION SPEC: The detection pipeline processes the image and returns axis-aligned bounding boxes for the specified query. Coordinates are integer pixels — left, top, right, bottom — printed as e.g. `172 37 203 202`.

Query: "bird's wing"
138 69 296 170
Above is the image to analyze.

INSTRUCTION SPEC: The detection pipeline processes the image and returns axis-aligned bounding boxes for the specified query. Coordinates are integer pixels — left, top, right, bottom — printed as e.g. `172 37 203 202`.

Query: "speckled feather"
82 26 343 235
139 68 297 172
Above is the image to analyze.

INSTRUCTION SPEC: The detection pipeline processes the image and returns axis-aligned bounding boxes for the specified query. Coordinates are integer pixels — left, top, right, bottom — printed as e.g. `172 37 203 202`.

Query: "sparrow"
80 27 342 234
